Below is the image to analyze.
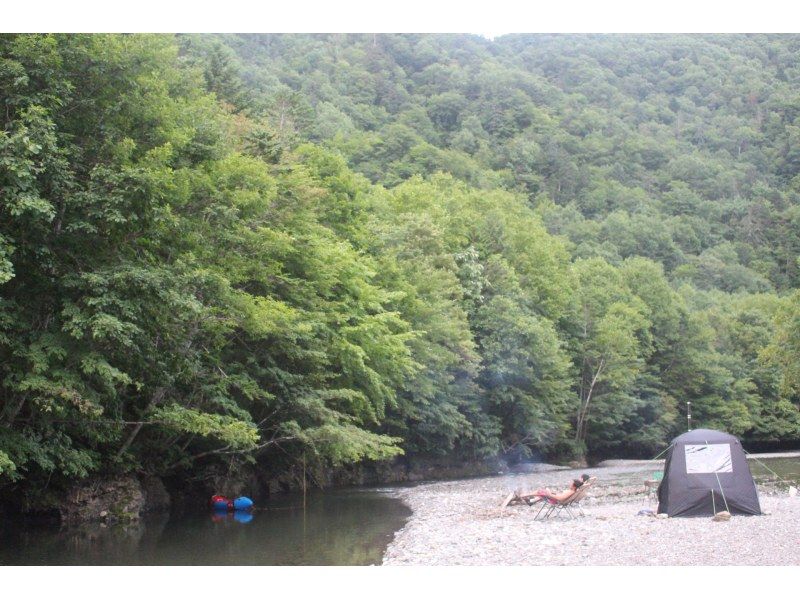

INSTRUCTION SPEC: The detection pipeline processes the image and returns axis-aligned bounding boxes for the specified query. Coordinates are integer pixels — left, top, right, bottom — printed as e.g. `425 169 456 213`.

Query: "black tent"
657 428 761 517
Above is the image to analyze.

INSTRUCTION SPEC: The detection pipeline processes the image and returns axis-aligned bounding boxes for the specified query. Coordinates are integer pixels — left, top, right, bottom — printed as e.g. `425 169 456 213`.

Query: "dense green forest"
1 33 799 506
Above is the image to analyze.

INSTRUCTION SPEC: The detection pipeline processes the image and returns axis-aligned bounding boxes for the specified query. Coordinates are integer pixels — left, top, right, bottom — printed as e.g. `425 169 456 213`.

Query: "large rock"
60 476 145 525
712 510 731 522
194 463 265 499
140 476 171 512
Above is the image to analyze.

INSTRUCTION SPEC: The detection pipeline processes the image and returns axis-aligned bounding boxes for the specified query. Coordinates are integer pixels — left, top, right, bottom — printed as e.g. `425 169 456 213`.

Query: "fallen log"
501 492 517 508
501 490 547 507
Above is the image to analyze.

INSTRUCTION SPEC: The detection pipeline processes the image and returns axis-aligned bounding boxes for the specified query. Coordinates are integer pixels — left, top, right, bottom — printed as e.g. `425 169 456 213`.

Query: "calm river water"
0 489 410 566
596 455 800 488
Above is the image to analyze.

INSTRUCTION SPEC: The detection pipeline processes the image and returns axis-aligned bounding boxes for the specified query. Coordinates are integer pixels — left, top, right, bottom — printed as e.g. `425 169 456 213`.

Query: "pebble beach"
382 463 800 566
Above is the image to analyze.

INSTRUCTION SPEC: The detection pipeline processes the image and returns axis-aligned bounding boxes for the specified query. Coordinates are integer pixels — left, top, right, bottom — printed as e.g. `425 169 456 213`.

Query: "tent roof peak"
671 428 741 445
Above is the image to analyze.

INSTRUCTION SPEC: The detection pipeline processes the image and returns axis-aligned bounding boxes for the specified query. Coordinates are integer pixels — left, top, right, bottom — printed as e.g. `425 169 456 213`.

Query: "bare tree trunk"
2 396 26 428
575 358 605 444
53 198 67 235
115 387 166 459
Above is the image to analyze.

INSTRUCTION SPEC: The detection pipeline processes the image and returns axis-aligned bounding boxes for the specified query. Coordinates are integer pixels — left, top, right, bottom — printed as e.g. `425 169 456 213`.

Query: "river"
0 489 410 566
594 455 800 488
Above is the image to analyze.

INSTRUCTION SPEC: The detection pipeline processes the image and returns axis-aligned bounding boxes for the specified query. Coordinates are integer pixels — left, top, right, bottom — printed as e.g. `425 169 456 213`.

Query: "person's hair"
581 473 590 482
573 478 584 488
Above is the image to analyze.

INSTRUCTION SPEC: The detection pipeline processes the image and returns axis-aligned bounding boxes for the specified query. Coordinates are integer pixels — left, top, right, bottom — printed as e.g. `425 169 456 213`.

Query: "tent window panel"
685 444 733 474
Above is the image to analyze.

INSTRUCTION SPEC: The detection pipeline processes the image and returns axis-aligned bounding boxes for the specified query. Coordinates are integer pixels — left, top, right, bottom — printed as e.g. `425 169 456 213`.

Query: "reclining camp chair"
533 476 596 521
527 476 597 506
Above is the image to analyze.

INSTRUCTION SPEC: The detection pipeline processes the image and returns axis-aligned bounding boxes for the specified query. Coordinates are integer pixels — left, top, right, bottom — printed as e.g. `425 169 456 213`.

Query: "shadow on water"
0 489 411 566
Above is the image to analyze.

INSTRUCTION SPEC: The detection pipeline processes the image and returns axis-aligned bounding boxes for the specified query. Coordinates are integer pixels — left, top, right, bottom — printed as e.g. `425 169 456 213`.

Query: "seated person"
532 478 584 502
505 473 592 507
509 474 589 503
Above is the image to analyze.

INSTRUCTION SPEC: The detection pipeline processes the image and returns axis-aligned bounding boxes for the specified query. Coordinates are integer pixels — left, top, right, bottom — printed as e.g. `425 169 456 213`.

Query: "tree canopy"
2 33 799 504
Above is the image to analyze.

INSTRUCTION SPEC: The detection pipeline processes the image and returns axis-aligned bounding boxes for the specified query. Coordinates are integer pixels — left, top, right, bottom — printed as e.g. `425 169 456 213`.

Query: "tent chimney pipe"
686 401 692 431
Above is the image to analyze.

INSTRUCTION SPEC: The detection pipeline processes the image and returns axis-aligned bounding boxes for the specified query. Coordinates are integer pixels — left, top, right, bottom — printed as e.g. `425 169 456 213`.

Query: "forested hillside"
2 34 799 507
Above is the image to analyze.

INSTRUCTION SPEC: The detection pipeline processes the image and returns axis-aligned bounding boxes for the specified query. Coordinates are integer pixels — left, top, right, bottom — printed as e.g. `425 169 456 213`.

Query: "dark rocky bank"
4 455 511 525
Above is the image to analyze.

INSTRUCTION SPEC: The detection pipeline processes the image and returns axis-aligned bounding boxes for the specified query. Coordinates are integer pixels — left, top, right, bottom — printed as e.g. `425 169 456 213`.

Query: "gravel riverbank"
382 463 800 565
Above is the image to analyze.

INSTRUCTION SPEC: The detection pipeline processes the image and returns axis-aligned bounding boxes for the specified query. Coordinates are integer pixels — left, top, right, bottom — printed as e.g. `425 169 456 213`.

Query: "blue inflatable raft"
210 495 254 511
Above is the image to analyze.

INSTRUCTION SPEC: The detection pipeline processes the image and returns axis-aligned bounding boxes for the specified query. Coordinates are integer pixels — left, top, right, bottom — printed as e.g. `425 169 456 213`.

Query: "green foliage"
300 423 404 466
0 450 16 478
763 291 800 400
152 404 259 450
0 34 422 499
3 34 800 505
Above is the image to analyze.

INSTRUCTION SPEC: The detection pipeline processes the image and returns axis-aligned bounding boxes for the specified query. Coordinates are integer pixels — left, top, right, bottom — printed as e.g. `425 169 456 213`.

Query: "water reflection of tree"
0 494 410 565
0 512 169 565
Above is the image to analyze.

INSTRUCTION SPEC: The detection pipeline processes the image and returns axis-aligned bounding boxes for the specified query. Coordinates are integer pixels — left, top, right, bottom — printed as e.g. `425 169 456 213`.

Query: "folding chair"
533 477 596 521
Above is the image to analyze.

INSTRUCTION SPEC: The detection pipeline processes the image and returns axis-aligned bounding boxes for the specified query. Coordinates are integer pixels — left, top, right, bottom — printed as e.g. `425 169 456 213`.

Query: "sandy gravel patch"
382 464 800 565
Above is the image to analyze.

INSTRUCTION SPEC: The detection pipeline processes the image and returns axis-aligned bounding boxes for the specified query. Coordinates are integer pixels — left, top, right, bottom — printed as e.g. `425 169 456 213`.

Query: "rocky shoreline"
382 462 800 565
